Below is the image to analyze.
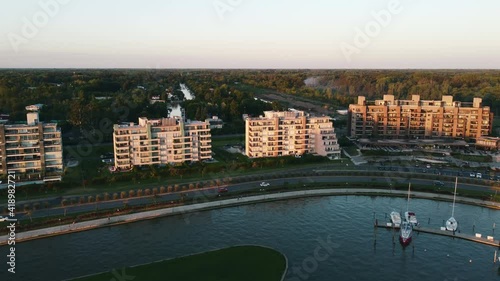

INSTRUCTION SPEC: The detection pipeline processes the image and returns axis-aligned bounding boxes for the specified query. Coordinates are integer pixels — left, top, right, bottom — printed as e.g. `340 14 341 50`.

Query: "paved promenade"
1 188 499 245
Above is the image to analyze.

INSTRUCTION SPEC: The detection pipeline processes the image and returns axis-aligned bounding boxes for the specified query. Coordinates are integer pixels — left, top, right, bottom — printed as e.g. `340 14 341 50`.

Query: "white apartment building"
113 117 211 170
245 111 340 159
0 112 63 182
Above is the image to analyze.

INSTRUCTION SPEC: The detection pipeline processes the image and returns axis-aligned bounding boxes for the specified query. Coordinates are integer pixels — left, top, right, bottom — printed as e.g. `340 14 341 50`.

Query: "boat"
446 177 459 232
399 221 413 246
399 182 414 246
390 211 401 226
404 182 418 226
405 211 418 226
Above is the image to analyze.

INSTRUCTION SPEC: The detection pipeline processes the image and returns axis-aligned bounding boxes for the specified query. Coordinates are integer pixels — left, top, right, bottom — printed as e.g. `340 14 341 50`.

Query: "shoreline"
1 188 500 246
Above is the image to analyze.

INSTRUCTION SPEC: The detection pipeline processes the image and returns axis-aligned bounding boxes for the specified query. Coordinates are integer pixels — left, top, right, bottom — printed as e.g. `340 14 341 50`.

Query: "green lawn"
343 146 359 156
71 246 286 281
450 153 492 163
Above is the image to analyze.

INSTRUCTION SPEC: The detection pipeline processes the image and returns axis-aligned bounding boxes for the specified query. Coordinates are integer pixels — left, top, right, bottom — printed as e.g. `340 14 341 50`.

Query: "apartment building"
0 112 63 182
348 95 493 139
245 111 340 159
113 117 211 170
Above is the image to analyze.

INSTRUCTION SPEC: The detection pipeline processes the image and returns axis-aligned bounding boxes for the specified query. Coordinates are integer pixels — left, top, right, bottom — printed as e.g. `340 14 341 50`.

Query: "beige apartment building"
0 112 63 182
113 117 211 170
245 111 341 159
348 95 493 139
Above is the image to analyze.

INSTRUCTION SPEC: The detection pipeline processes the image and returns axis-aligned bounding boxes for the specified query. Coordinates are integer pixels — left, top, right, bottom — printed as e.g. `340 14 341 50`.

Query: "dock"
374 221 500 248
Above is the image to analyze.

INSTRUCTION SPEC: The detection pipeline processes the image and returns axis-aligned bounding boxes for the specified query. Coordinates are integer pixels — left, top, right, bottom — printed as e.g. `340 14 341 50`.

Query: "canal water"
169 83 195 118
2 196 500 281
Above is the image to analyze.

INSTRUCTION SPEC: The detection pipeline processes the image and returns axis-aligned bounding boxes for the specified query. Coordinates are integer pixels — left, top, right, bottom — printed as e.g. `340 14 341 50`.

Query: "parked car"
476 173 482 179
470 172 476 178
260 182 270 187
218 187 228 193
433 181 444 187
0 216 7 222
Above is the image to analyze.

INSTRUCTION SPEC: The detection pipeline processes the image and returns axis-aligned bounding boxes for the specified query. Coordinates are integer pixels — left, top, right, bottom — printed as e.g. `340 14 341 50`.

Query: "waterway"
169 83 195 118
2 196 500 280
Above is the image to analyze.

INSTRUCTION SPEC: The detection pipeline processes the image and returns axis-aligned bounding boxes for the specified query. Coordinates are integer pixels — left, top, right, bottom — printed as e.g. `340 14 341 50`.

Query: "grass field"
71 246 286 281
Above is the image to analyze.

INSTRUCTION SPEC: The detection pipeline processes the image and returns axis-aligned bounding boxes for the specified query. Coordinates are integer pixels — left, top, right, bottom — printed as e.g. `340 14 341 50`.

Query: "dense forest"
0 70 277 141
1 69 500 142
236 70 500 113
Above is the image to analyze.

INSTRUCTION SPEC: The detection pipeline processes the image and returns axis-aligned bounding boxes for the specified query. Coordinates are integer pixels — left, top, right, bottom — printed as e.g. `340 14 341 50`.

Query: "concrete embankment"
1 188 500 245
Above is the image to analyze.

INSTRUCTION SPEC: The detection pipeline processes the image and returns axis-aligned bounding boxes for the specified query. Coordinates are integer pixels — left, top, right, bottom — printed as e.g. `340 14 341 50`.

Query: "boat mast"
452 177 457 217
407 182 411 212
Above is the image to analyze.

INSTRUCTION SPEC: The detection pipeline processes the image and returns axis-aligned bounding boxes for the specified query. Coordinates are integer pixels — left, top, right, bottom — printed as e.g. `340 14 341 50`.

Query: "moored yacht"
404 211 418 226
399 221 413 246
446 177 459 232
390 211 401 226
404 182 418 226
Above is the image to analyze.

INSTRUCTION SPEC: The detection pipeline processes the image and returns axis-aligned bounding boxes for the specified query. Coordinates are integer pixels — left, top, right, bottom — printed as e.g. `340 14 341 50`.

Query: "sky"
1 0 499 69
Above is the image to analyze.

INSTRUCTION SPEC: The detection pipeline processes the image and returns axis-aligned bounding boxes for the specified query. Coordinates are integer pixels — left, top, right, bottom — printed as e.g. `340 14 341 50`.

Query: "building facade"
0 112 63 182
113 117 211 170
245 111 340 159
348 95 493 139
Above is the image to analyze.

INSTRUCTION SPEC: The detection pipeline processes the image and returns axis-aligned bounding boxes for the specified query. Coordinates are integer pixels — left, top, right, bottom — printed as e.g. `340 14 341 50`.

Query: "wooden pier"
374 221 500 248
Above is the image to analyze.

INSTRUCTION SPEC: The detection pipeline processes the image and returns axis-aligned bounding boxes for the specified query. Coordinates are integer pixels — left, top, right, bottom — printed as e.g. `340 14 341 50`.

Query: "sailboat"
400 182 414 246
446 177 458 232
404 182 418 226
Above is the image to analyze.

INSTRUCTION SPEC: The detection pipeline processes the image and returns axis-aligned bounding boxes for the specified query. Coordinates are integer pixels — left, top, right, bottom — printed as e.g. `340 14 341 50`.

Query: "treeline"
0 69 279 140
229 70 500 114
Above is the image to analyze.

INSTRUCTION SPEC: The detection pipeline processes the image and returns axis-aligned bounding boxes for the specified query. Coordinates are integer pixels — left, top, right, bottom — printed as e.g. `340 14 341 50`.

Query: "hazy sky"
1 0 499 68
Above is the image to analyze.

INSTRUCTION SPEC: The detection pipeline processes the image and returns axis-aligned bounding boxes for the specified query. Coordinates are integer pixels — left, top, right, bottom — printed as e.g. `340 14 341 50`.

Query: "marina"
375 221 500 248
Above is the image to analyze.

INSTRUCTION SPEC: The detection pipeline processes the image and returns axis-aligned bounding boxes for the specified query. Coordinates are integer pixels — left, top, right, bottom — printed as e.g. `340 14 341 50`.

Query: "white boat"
446 177 459 232
399 221 413 246
404 182 418 226
405 211 418 226
390 211 401 226
399 182 414 246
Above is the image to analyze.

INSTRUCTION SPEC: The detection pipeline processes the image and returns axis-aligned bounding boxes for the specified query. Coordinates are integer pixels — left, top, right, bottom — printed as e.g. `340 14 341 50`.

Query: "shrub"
137 189 143 197
120 191 127 199
88 196 95 203
104 193 111 201
129 190 136 197
152 187 158 195
160 186 166 194
113 193 119 200
144 189 151 196
96 194 102 202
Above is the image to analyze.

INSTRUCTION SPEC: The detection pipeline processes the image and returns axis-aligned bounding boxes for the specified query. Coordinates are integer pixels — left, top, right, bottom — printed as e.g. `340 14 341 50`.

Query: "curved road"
16 174 499 220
